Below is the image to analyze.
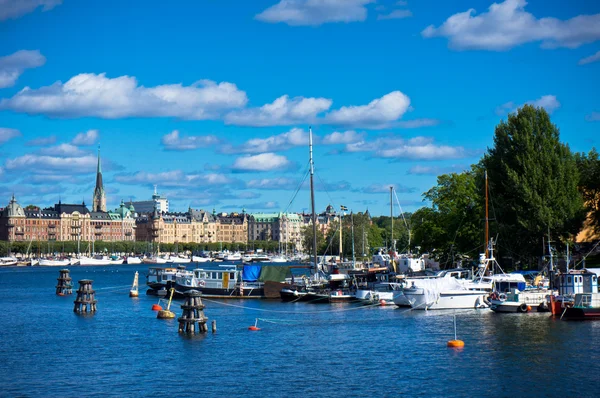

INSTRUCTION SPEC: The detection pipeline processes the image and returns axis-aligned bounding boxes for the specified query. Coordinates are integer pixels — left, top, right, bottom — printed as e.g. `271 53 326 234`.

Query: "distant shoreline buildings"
0 151 365 252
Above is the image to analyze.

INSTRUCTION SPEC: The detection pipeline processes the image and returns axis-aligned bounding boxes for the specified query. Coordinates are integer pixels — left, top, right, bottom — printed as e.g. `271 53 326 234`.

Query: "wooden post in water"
177 290 208 334
55 269 73 295
73 279 97 313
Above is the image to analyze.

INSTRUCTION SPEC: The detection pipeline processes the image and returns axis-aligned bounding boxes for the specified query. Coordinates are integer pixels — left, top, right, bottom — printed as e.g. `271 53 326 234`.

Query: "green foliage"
301 225 326 256
575 148 600 234
483 104 585 261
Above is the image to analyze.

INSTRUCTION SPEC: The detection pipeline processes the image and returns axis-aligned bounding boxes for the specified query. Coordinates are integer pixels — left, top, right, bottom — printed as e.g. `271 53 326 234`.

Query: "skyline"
0 0 599 215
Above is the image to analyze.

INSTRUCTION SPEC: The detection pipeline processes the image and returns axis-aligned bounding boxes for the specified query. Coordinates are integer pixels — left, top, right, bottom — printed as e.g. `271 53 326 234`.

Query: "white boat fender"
498 293 507 301
517 303 529 313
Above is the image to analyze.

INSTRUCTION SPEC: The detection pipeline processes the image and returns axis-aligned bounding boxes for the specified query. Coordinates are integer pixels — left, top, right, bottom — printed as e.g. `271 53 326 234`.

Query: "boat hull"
39 259 70 267
490 300 550 313
404 289 488 310
561 307 600 320
175 283 263 298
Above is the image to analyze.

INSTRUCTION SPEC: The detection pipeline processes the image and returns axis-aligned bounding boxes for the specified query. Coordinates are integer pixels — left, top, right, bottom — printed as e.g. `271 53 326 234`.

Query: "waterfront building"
92 148 107 212
135 207 218 245
215 211 248 245
126 185 169 214
248 212 303 252
0 196 135 243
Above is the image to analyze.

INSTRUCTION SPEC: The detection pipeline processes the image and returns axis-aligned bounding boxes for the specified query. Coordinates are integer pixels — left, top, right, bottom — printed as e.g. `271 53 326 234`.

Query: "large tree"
575 148 600 236
483 105 585 263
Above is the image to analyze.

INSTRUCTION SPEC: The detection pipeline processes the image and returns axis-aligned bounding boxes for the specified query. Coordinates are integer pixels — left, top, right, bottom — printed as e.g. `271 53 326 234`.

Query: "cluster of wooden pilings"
178 290 208 334
73 279 97 314
55 269 73 295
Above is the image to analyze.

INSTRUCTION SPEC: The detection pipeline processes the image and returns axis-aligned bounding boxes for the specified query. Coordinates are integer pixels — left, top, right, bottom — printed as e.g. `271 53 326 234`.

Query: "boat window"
230 272 235 279
568 276 572 284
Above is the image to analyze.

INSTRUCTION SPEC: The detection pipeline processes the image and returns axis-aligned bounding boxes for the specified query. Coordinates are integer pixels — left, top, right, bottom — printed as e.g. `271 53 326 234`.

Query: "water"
1 265 599 397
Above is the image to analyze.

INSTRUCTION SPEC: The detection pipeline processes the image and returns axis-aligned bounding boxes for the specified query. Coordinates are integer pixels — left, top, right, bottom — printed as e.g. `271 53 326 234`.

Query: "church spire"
92 145 107 212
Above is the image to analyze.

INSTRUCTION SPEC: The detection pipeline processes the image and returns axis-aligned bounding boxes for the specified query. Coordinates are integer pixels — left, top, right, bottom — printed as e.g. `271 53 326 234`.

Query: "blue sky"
0 0 598 215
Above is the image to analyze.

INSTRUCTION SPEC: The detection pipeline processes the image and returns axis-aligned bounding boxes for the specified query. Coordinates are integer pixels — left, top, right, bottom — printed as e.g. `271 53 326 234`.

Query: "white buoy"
129 271 139 297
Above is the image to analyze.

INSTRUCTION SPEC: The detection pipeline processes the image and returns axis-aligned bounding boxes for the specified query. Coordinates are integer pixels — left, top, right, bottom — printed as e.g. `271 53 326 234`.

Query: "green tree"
483 104 585 263
300 225 325 255
576 148 600 235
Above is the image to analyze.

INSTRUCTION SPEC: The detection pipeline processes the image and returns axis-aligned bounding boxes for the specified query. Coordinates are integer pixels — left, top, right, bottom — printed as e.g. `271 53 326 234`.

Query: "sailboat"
280 127 330 302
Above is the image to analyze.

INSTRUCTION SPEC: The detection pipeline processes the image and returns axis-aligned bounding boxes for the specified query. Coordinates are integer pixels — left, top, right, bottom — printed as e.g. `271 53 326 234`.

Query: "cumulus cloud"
495 94 560 116
39 143 87 157
161 130 220 151
0 73 248 119
377 9 412 20
5 154 98 173
345 135 468 160
224 95 331 127
255 0 373 26
322 130 364 144
0 0 62 22
0 127 21 144
231 153 292 172
71 129 99 146
422 0 600 51
26 135 56 146
325 91 411 128
222 128 308 154
579 50 600 66
115 170 236 187
359 183 415 194
0 50 45 88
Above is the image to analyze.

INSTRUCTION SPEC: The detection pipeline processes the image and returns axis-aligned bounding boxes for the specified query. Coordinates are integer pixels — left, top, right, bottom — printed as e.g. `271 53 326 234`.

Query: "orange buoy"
379 299 386 306
248 326 261 331
527 306 532 312
447 339 465 348
151 304 163 311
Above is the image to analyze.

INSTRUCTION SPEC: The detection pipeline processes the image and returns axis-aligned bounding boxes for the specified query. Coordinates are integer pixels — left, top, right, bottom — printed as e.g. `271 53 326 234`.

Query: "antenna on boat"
309 127 318 274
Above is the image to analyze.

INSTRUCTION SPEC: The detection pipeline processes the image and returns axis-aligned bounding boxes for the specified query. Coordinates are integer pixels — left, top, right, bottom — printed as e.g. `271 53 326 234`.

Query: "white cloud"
225 95 331 127
256 0 373 26
0 127 21 144
422 0 600 51
579 50 600 66
359 183 415 194
322 130 364 144
222 127 308 154
496 94 560 115
325 91 411 128
161 130 220 151
378 9 412 20
232 153 292 172
26 135 56 146
0 50 45 88
407 164 466 175
246 178 298 190
5 154 97 173
71 129 99 146
39 143 87 157
586 112 600 122
0 73 248 119
345 135 469 160
0 0 62 22
115 170 236 187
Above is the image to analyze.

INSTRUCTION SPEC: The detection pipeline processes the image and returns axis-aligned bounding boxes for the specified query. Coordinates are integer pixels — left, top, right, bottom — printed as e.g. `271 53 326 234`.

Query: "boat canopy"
242 265 261 282
258 266 292 282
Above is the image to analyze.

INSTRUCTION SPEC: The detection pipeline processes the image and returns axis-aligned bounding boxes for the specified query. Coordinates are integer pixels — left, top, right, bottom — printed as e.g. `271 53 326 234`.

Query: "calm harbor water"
1 265 599 397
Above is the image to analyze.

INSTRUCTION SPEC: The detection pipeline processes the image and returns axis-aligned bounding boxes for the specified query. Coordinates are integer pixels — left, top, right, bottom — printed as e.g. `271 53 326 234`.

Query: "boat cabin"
556 271 598 296
189 267 240 290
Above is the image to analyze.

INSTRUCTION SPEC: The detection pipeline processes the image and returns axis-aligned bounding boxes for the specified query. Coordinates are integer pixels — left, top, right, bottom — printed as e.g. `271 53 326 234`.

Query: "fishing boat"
146 265 191 293
549 269 600 320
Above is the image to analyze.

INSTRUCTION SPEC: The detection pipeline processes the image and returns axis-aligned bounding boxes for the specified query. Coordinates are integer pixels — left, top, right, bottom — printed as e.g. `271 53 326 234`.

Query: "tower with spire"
92 146 107 212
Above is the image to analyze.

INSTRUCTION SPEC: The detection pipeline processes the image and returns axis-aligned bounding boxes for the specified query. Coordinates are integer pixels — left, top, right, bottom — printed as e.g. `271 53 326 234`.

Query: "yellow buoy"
157 288 176 320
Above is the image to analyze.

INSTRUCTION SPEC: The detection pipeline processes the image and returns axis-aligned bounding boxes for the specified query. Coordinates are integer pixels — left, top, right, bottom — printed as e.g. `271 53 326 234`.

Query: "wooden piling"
177 290 208 334
55 269 73 295
73 279 97 314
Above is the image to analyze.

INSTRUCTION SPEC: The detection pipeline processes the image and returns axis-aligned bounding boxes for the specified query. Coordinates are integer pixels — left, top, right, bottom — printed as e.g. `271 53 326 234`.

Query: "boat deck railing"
575 293 600 308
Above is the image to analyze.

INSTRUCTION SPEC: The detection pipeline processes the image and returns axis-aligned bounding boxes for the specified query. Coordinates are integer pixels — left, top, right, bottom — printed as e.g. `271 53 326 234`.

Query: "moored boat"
39 258 71 267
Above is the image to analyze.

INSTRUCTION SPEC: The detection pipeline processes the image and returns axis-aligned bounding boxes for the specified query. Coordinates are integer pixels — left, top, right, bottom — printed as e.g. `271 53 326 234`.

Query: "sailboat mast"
485 170 489 258
309 127 318 271
390 186 394 253
351 212 355 268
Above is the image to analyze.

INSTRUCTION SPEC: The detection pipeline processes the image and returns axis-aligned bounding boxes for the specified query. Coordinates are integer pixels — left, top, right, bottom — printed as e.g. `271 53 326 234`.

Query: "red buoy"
248 326 261 331
151 304 163 311
379 299 386 306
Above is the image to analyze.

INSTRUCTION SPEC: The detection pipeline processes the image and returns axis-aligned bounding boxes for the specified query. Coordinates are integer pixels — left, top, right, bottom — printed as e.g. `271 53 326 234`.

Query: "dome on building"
115 199 131 218
128 202 135 212
3 195 26 218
